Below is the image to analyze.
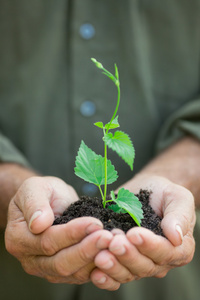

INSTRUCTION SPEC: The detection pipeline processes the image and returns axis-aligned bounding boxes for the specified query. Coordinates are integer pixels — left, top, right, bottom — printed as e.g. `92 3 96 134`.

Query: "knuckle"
139 265 157 278
73 269 90 283
78 246 93 263
158 257 172 266
177 251 194 267
121 274 135 284
66 226 80 244
5 230 24 259
22 259 37 276
186 251 195 264
5 238 16 256
53 260 71 277
40 236 56 256
157 251 175 267
155 270 168 278
23 265 35 276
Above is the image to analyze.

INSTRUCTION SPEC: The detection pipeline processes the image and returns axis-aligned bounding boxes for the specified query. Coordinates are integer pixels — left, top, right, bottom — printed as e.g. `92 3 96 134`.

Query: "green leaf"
108 191 126 213
104 131 135 170
108 203 127 214
102 71 116 83
111 188 143 226
104 116 120 130
94 117 120 130
114 64 119 80
94 121 104 129
74 141 118 186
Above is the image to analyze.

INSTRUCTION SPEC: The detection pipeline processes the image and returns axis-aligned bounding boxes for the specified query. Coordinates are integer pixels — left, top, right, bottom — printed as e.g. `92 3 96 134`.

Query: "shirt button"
82 183 99 197
80 101 96 117
79 23 95 40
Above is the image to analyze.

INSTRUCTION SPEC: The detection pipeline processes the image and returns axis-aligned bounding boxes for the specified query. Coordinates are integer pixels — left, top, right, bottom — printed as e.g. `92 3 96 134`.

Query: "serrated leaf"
108 191 126 213
104 131 135 170
104 116 120 130
94 121 104 129
74 141 118 186
111 188 143 226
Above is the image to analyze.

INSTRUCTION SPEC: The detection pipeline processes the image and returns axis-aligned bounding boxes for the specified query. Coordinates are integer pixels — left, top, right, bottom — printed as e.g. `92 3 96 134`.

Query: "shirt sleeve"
0 132 30 167
155 97 200 153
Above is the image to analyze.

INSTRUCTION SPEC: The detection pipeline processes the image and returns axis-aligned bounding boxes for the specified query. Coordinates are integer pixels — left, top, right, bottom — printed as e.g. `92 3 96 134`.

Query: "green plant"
74 58 143 226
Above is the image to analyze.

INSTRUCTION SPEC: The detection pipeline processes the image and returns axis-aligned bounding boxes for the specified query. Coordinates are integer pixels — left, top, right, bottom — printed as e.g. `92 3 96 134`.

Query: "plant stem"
92 60 121 205
103 128 107 207
103 78 120 205
98 185 104 201
106 81 120 134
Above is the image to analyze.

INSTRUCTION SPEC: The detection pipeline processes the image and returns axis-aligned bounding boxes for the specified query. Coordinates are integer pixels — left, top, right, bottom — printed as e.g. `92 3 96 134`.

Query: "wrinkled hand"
5 176 113 284
91 175 196 290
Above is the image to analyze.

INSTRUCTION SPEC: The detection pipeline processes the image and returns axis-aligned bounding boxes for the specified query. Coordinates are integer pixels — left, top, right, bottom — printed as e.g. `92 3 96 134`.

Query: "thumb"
161 184 195 246
14 177 56 234
29 209 54 235
161 214 184 246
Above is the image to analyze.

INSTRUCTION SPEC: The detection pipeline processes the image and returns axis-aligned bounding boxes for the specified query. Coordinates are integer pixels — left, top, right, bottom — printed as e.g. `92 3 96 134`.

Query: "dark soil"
53 189 164 236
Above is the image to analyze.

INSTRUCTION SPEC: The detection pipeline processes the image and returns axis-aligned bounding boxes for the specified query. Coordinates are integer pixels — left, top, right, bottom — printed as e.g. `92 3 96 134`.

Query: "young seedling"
74 58 143 226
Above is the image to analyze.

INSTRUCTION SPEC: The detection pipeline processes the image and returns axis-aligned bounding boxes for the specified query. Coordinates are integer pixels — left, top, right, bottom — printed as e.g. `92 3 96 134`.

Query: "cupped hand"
90 175 196 289
5 176 113 284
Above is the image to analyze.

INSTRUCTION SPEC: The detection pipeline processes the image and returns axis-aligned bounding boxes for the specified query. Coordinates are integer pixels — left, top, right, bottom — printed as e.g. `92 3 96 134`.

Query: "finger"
94 250 134 283
22 230 113 281
161 184 196 246
37 217 104 255
108 233 158 278
5 216 103 258
91 269 120 291
33 261 97 285
127 226 195 267
127 227 175 264
111 228 125 236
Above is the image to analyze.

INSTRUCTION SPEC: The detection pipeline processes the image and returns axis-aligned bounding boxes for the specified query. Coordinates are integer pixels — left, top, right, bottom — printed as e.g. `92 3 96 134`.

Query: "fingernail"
111 228 125 236
96 235 112 249
129 233 143 245
96 276 106 284
29 210 42 230
110 244 126 255
86 222 103 234
102 259 114 270
176 225 183 243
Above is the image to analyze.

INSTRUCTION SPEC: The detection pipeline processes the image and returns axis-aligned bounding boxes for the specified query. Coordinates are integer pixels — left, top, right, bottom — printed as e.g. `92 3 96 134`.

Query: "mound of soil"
53 189 163 236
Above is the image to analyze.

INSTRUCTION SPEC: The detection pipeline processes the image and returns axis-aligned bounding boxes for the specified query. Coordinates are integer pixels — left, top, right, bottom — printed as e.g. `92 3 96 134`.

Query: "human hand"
90 175 196 289
5 176 113 284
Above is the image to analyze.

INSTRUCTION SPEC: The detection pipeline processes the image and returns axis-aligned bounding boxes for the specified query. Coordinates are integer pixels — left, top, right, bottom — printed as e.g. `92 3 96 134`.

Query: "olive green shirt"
1 1 200 299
